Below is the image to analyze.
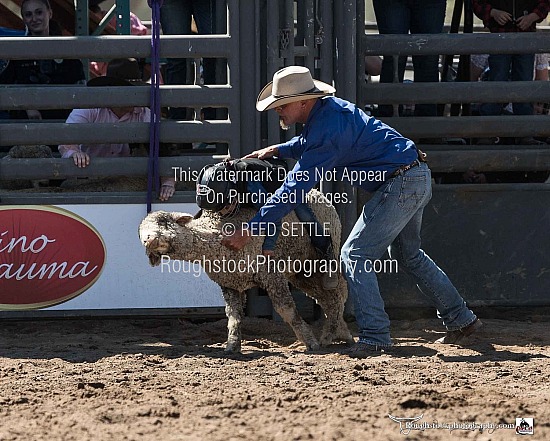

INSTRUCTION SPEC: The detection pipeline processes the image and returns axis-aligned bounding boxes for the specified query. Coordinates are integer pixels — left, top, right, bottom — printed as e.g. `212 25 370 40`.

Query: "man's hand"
70 151 90 168
490 8 512 25
243 145 279 160
221 227 252 251
515 13 539 31
159 177 176 201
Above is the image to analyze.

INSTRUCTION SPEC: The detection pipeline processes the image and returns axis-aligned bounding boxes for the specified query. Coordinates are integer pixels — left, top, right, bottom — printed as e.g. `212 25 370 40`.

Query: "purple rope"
147 0 163 213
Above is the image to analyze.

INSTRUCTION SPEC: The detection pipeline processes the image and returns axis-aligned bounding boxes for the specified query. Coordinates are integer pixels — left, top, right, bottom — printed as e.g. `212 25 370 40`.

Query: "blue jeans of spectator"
480 54 535 116
160 0 216 120
373 0 446 117
341 163 476 347
247 181 330 254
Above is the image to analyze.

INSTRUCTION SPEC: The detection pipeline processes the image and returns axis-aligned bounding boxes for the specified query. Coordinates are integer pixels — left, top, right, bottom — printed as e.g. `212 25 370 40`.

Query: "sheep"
0 145 52 190
139 189 354 353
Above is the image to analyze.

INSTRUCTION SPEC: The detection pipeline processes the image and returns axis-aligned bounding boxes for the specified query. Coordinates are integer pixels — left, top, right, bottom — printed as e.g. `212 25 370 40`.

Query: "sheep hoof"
305 341 321 351
319 336 333 347
224 343 241 354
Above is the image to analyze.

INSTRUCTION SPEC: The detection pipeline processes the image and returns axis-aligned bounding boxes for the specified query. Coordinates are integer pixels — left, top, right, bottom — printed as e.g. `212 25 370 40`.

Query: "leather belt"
390 159 420 178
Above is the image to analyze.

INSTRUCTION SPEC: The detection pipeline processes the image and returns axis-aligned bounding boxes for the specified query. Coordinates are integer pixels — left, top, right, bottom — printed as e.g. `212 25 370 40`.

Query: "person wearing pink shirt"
59 58 175 201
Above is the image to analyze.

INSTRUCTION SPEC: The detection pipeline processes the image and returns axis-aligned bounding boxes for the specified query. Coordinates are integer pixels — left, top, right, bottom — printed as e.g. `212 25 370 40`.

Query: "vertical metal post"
318 0 334 197
235 0 260 157
332 0 357 243
303 0 316 72
75 0 90 82
282 0 296 139
318 0 334 85
282 0 295 64
266 0 281 147
356 0 365 108
75 0 89 36
227 0 242 157
114 0 131 35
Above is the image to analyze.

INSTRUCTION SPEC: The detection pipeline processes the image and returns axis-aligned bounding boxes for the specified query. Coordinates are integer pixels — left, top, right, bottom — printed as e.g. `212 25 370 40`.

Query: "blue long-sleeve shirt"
247 96 418 234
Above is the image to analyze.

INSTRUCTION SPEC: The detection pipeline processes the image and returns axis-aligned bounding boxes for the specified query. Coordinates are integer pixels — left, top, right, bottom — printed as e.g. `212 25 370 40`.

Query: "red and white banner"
0 204 223 311
0 206 106 309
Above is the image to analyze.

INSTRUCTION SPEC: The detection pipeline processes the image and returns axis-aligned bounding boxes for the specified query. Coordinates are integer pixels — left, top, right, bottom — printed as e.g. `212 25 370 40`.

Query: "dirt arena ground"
0 315 548 441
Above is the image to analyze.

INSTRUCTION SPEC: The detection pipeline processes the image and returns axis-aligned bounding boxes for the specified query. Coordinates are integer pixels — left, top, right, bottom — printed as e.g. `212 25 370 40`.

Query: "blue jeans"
373 0 446 117
160 0 216 120
341 162 476 347
480 54 535 116
247 181 330 254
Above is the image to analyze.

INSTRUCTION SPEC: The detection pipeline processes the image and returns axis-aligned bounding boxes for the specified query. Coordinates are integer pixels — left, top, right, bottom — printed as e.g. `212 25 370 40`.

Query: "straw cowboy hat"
87 58 148 87
256 66 335 111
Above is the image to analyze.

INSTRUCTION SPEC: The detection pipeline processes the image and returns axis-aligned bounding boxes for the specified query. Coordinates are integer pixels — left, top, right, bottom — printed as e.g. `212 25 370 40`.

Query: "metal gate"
1 1 549 316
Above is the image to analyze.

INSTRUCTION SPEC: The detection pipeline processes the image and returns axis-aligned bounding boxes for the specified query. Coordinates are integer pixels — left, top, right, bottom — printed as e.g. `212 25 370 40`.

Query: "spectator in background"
0 0 85 122
58 59 176 201
88 0 149 78
372 0 446 118
365 55 383 78
471 53 549 131
472 0 549 145
160 0 217 120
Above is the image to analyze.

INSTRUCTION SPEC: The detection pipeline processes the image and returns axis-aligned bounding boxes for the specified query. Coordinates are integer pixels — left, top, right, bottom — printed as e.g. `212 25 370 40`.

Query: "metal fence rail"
0 121 232 146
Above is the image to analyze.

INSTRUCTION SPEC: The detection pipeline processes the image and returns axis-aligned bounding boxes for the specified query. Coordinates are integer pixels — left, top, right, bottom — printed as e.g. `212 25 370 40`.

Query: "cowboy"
222 66 482 355
58 58 176 201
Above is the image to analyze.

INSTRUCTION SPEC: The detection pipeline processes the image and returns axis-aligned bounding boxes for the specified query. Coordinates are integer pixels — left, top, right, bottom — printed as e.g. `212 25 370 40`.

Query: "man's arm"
244 135 304 161
58 109 95 167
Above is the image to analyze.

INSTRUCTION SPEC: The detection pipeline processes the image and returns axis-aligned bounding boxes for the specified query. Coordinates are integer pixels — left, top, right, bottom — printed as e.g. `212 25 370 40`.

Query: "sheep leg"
263 276 320 351
318 285 354 346
221 287 246 353
292 276 354 347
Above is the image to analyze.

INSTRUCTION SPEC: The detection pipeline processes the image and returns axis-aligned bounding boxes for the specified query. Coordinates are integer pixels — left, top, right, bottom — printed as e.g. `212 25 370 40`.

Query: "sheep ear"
174 214 194 226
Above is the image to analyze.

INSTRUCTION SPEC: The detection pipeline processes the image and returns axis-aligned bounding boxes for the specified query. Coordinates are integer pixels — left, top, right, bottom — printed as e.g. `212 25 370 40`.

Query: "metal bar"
92 5 117 36
254 0 262 151
282 0 296 140
235 0 257 157
361 81 550 104
114 0 131 35
303 0 315 72
362 32 550 56
426 150 550 172
318 0 334 197
382 116 550 138
334 0 357 102
0 157 224 180
283 0 295 64
356 0 365 107
318 0 333 83
8 80 548 110
333 0 358 241
75 0 90 37
0 85 236 109
266 0 281 147
0 36 233 59
0 121 233 146
441 0 463 85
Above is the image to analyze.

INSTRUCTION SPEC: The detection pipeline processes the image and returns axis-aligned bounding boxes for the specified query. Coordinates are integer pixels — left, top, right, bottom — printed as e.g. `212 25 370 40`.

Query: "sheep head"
139 211 194 266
